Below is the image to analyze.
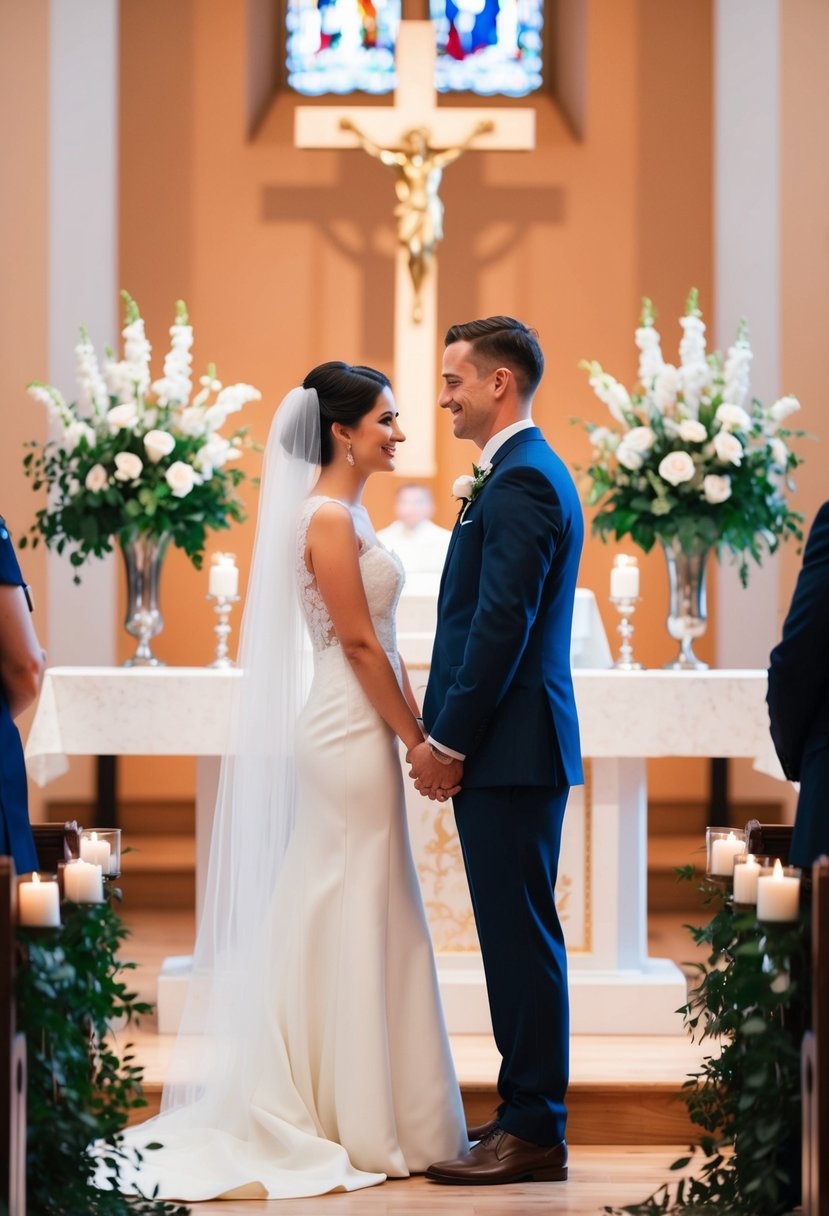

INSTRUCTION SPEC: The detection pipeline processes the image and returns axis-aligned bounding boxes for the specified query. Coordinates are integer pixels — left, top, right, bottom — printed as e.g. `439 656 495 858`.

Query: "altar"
25 594 781 1037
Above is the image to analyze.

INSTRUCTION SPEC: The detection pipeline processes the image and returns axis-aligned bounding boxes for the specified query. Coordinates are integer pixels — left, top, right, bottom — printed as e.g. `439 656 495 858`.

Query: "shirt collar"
479 418 535 469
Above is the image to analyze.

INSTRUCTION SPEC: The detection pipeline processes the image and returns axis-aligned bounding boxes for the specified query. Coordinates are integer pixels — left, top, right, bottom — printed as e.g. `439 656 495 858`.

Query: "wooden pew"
802 856 829 1216
744 818 793 863
1 857 26 1216
30 821 80 875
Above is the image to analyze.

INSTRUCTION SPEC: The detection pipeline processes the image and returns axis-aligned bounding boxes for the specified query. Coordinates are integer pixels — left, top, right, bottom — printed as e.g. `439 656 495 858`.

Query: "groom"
407 316 584 1184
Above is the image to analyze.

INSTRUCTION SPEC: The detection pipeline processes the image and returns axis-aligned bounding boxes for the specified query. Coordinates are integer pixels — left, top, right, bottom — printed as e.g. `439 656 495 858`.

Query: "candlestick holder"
207 593 240 668
610 595 644 670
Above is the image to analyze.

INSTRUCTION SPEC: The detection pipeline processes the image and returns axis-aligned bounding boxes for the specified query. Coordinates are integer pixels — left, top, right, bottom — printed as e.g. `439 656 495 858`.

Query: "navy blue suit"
423 427 583 1146
0 518 38 875
767 501 829 867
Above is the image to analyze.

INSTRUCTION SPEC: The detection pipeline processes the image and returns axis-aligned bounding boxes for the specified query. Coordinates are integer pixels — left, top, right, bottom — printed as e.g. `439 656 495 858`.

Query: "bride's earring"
346 443 355 467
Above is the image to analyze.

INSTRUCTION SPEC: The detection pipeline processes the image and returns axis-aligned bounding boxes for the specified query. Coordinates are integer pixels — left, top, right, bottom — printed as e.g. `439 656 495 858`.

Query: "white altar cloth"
25 662 781 1036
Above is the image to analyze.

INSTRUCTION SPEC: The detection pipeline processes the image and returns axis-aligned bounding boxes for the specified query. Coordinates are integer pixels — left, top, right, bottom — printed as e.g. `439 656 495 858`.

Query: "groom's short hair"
445 316 544 399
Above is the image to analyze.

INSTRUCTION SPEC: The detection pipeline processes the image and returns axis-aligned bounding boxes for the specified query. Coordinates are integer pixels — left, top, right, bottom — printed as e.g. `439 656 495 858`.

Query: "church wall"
0 1 50 822
116 0 718 802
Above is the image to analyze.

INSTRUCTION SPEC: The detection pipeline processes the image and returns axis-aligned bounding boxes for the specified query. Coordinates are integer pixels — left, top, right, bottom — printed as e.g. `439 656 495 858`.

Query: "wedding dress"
113 495 466 1201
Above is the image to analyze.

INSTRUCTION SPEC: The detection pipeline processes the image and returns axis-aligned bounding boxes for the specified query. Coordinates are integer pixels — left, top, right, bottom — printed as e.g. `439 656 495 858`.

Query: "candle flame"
773 858 784 880
614 554 638 568
32 872 41 885
747 853 755 864
727 832 737 842
91 831 98 842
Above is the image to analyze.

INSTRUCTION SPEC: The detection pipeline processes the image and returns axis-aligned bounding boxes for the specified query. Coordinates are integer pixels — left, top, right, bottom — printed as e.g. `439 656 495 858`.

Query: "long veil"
146 386 321 1133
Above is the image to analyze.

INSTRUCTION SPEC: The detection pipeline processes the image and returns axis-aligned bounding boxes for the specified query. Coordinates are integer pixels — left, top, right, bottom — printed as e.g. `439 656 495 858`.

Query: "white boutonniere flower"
452 462 493 521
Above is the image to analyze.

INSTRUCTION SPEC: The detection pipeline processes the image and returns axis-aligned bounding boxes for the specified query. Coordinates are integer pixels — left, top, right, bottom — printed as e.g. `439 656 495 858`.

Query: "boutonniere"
452 463 492 521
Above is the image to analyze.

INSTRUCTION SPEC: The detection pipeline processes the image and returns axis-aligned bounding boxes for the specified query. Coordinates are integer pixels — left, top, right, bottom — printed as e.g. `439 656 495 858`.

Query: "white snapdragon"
702 474 732 504
715 403 752 432
658 450 695 486
769 437 789 469
651 364 680 415
152 306 193 407
215 383 261 416
678 419 708 443
122 318 152 397
74 327 109 419
635 323 664 389
723 328 752 411
712 431 743 466
106 402 139 433
192 371 223 409
587 368 631 424
678 296 710 415
589 426 618 451
194 435 236 479
176 406 208 438
144 429 176 463
60 420 96 454
85 464 109 492
27 382 72 427
768 395 801 424
113 451 143 482
204 403 228 432
165 460 197 498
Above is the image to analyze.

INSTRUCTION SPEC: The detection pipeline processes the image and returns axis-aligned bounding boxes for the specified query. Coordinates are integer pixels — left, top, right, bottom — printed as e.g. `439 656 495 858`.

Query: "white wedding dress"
113 496 467 1201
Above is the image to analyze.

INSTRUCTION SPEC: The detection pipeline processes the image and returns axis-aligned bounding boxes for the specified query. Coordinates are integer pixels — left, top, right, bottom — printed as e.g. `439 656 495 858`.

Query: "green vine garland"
606 868 806 1216
16 898 188 1215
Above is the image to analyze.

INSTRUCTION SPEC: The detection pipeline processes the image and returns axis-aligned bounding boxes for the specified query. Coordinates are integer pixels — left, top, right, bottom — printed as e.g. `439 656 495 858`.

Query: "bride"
112 363 468 1200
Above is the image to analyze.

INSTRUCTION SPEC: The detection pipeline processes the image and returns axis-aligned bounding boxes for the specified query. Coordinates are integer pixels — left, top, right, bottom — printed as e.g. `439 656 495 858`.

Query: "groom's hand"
406 740 463 800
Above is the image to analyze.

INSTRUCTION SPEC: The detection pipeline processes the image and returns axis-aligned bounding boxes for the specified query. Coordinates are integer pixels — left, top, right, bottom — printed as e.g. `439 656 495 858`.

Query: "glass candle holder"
79 828 121 878
62 858 105 904
706 826 746 877
732 853 774 906
756 860 802 922
18 872 61 928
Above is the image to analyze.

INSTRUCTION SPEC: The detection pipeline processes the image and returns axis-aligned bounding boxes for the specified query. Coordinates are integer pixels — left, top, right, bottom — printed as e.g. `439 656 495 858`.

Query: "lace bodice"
297 496 405 659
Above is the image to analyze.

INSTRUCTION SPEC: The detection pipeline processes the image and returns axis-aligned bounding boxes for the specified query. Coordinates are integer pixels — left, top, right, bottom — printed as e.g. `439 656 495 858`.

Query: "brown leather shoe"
426 1129 568 1185
466 1118 497 1142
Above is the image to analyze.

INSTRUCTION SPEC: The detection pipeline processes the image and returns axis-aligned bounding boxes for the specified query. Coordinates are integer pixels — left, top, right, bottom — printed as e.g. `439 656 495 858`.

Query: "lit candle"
209 553 238 598
80 830 111 874
732 854 761 904
610 555 640 600
63 858 104 904
710 831 745 876
756 858 801 922
18 873 61 927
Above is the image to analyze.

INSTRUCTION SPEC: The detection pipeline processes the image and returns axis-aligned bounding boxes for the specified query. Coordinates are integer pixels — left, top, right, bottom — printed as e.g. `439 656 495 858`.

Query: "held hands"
406 740 463 802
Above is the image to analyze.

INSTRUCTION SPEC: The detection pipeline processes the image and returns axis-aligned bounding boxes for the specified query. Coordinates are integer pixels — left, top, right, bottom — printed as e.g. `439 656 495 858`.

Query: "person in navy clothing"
0 515 46 874
408 317 583 1185
767 500 829 867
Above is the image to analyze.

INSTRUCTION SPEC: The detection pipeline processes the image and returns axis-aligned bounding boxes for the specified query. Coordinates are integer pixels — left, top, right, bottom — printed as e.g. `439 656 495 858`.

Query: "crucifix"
294 10 535 475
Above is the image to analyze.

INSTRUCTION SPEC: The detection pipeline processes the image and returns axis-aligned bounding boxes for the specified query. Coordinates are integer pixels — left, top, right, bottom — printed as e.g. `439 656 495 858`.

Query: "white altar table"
25 661 780 1037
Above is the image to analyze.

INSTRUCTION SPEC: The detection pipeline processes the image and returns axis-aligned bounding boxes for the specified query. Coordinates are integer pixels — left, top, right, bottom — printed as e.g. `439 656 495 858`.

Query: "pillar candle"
63 859 104 903
732 854 762 903
710 832 745 876
610 555 639 600
209 554 238 597
80 831 111 873
19 873 61 927
756 859 800 922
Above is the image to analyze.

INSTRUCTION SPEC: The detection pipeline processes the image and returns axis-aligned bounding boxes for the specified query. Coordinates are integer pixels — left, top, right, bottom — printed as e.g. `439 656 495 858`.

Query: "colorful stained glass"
285 0 544 97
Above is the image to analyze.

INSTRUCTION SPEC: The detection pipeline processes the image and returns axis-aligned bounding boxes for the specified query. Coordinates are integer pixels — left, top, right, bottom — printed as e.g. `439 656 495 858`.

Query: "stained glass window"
285 0 544 98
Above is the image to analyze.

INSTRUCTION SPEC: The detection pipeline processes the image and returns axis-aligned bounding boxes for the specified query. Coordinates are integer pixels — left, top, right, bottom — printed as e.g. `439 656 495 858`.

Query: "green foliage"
605 874 806 1215
16 899 189 1216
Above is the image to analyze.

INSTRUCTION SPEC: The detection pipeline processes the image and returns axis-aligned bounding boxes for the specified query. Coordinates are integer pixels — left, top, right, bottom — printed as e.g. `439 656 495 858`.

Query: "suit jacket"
767 501 829 865
423 427 584 789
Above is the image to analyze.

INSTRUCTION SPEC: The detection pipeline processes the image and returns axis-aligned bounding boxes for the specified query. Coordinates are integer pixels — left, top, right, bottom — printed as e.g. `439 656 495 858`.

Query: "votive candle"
19 872 61 927
756 859 801 922
610 555 640 601
63 858 104 904
209 553 238 598
80 830 111 874
709 830 745 876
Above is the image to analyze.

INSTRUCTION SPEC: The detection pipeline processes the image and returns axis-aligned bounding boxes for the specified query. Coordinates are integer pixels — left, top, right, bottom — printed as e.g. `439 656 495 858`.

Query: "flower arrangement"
578 290 804 584
21 292 260 575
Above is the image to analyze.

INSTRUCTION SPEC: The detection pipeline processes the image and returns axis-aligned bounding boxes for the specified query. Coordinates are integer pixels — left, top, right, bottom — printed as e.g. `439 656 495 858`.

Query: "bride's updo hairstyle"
303 361 391 466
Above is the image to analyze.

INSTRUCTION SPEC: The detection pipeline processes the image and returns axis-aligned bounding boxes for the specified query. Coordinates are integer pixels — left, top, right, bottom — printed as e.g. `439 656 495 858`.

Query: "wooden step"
648 834 708 913
45 798 195 836
117 834 195 910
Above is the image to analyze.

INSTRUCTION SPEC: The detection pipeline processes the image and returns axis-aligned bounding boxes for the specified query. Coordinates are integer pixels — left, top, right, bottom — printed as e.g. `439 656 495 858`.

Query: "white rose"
678 419 708 443
769 395 800 422
85 464 109 492
113 451 143 482
712 430 743 466
452 474 475 500
769 437 789 469
144 429 176 463
623 425 655 452
658 450 695 486
702 474 732 504
166 460 197 498
106 402 139 433
616 444 644 471
715 403 752 432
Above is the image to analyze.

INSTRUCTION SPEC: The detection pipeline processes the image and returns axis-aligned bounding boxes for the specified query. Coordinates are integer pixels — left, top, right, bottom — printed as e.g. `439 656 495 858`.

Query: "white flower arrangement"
21 291 260 575
577 290 805 583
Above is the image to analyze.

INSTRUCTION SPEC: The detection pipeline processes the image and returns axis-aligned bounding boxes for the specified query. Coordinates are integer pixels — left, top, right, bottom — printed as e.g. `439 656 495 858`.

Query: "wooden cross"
294 18 535 476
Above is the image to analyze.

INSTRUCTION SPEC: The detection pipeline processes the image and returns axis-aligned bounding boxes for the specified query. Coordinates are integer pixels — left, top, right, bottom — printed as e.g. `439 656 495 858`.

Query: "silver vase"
661 536 712 670
119 533 170 667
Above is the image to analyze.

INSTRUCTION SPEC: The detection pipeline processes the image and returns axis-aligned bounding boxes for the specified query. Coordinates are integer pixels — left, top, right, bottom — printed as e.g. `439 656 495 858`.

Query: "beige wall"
0 2 50 819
